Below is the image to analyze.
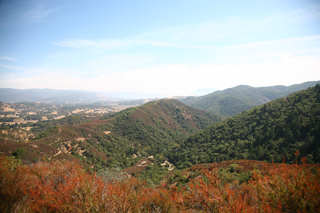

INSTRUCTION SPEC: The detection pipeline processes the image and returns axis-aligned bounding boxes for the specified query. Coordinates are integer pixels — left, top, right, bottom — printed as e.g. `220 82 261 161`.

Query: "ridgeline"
169 85 320 169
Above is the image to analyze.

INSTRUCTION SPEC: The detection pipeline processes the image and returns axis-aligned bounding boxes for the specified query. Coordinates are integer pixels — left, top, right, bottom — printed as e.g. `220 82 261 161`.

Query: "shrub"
1 156 319 213
12 148 25 158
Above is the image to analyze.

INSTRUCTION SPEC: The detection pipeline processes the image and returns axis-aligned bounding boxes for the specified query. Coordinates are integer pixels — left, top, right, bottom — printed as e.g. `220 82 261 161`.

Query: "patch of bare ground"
53 140 88 159
0 128 34 142
72 109 84 114
123 159 153 175
21 127 33 131
53 150 61 156
54 115 65 120
161 160 174 171
112 105 137 112
3 108 15 112
49 138 60 145
6 120 38 125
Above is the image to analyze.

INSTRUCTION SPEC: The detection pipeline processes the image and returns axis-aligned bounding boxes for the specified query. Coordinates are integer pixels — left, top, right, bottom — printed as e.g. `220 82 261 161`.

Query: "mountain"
0 99 222 170
98 99 223 161
0 88 165 104
0 88 112 104
179 81 320 117
169 85 320 169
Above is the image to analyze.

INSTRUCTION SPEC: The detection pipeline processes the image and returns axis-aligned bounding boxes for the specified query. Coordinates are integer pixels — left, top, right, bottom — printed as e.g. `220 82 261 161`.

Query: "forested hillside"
180 81 320 117
169 85 320 169
1 99 222 171
99 99 222 159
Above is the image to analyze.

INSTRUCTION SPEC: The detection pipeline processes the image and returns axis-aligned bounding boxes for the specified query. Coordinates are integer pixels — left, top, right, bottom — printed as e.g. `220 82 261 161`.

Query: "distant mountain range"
1 81 319 109
179 81 320 117
0 88 164 104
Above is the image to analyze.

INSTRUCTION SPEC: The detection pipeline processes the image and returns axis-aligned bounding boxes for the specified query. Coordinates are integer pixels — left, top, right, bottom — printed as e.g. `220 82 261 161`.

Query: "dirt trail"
49 138 60 145
53 150 61 156
49 126 61 145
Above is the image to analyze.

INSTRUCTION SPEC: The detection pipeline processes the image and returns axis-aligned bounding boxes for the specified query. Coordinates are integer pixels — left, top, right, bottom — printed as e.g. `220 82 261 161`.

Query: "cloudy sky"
0 0 320 97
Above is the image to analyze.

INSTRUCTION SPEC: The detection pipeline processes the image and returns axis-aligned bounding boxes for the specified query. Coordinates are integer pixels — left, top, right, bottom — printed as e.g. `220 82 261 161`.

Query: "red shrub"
1 155 319 213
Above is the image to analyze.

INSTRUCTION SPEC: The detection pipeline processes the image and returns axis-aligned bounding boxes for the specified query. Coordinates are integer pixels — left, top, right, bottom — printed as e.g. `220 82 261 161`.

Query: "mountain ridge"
0 99 222 170
179 80 320 117
169 85 320 169
0 88 165 104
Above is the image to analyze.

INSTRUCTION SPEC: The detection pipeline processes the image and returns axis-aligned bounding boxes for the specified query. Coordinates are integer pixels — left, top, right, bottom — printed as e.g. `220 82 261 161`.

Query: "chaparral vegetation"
1 155 319 212
1 84 320 212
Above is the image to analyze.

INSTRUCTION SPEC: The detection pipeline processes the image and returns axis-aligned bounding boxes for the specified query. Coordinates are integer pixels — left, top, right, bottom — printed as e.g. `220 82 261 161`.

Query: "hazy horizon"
1 0 320 97
2 80 320 100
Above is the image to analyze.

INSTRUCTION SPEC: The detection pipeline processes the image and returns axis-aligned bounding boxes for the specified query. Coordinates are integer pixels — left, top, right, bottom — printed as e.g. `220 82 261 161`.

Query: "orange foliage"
179 161 320 212
1 155 319 212
0 155 178 212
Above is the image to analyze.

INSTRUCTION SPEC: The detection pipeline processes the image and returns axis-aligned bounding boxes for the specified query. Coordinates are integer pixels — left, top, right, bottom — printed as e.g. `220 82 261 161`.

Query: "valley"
1 82 320 173
0 101 136 127
2 1 320 211
1 83 320 212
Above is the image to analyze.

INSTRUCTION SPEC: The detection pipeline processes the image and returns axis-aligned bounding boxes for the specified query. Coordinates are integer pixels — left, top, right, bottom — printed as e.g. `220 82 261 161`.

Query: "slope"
98 99 223 158
180 80 320 117
169 84 320 169
1 99 222 170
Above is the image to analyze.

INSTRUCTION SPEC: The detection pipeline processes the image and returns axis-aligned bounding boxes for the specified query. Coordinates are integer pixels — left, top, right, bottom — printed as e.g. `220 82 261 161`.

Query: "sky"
0 0 320 97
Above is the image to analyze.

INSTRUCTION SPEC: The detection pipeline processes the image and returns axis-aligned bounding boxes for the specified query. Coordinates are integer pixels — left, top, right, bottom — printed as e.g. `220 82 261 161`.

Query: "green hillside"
99 99 222 158
180 81 320 117
169 85 320 169
0 99 222 171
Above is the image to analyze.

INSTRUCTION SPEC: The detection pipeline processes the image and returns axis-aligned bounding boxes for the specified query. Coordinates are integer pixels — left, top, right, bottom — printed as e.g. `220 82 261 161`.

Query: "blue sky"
0 0 320 97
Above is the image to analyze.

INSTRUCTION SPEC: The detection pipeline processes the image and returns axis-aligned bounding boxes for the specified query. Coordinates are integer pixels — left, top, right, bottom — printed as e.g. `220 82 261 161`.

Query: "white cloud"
0 56 16 61
223 35 320 50
134 8 320 47
89 54 320 95
0 64 27 71
214 35 320 63
2 4 320 96
82 53 155 73
52 38 175 49
22 5 70 23
52 39 126 48
2 53 319 96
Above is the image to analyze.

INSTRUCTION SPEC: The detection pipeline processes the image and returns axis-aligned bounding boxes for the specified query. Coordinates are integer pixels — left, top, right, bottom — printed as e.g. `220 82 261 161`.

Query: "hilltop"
179 80 320 117
169 85 320 169
99 99 222 153
0 99 222 171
